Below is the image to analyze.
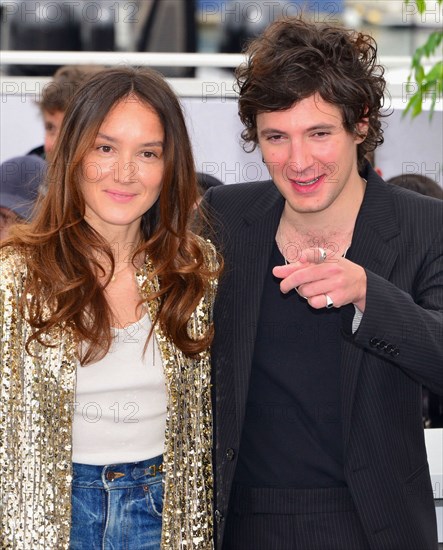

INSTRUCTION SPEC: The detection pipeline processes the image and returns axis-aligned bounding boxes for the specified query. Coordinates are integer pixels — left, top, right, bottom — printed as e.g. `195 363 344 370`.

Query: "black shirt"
234 242 346 488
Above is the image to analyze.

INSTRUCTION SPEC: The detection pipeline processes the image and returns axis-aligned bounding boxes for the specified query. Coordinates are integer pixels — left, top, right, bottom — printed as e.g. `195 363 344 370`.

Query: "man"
204 18 443 550
28 65 99 160
0 155 45 240
387 174 443 200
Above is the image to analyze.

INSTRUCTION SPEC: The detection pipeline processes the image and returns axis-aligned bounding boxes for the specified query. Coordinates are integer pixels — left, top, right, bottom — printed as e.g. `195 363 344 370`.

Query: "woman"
0 67 219 549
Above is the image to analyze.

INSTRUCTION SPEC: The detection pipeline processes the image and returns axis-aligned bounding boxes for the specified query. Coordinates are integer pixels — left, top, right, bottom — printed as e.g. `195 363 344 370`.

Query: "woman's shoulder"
0 245 28 288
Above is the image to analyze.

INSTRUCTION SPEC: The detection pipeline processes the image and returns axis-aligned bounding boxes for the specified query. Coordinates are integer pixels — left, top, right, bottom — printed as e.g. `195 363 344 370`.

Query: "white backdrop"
1 91 442 186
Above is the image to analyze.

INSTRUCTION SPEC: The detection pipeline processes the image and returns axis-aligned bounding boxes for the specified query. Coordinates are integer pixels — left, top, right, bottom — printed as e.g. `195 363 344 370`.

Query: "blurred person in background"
1 66 220 549
387 173 443 200
196 172 224 205
0 155 46 240
28 65 100 160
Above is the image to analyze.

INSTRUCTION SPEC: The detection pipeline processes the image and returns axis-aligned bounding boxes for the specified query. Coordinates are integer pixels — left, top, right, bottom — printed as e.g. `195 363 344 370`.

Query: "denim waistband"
72 454 163 489
230 484 356 515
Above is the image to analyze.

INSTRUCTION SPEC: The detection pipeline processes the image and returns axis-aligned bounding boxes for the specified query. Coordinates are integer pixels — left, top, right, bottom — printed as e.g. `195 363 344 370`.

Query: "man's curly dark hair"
236 17 387 170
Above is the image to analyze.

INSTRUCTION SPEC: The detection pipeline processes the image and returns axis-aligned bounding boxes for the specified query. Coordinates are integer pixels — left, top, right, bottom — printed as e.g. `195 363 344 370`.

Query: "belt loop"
148 463 163 477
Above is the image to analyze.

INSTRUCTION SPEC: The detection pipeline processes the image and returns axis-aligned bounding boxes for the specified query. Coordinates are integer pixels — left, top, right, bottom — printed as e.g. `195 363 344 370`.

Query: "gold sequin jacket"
0 244 217 549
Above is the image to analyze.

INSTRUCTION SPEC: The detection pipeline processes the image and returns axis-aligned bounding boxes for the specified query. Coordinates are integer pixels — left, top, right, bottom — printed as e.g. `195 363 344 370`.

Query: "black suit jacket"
205 166 443 549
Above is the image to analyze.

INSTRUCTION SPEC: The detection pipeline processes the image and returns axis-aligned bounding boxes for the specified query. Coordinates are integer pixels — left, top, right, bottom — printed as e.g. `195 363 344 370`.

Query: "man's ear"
354 119 369 144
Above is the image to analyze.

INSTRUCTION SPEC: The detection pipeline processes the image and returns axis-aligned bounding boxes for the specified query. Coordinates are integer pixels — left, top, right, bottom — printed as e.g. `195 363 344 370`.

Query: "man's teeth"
295 176 320 186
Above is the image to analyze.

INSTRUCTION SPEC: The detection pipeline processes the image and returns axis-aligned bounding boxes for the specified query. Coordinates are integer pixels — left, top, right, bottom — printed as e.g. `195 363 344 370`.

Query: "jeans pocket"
143 479 164 519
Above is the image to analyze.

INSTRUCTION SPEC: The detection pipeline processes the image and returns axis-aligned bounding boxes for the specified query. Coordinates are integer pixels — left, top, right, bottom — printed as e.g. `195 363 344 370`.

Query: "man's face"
257 94 366 219
43 109 65 160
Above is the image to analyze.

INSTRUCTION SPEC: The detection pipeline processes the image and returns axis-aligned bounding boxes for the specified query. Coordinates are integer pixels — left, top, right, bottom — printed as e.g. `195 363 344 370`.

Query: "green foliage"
403 0 443 118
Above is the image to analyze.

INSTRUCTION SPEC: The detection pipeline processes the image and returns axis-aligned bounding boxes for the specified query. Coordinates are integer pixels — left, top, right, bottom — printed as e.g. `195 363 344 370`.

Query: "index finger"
300 247 328 264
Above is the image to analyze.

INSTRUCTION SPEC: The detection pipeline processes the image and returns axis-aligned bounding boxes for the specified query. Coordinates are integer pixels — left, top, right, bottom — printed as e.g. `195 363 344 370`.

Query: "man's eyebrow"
259 128 286 137
259 124 338 136
305 124 337 132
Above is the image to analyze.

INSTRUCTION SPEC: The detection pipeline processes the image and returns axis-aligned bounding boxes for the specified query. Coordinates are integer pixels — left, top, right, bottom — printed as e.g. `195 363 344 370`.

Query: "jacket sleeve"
344 226 443 395
0 248 26 545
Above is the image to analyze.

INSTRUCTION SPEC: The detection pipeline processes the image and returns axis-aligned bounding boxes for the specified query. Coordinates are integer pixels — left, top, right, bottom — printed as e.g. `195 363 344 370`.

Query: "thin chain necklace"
110 263 135 282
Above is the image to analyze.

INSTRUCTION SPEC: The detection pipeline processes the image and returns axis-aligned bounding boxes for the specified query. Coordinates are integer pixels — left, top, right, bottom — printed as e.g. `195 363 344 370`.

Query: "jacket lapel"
231 185 284 433
341 170 401 448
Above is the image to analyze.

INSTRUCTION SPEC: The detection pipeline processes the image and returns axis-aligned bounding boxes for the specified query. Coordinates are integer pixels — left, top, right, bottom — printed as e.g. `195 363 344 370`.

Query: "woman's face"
79 95 165 240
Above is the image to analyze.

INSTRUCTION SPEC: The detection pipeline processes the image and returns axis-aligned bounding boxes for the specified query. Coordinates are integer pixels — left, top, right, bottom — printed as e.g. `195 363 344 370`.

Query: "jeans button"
105 470 124 481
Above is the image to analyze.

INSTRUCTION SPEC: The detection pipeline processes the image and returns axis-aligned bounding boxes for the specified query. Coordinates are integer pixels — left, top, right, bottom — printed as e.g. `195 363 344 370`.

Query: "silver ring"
318 247 327 262
325 293 334 308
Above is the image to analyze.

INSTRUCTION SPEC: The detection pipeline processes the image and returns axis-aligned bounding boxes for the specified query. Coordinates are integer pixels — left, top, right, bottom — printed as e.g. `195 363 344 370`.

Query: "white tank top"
72 312 167 465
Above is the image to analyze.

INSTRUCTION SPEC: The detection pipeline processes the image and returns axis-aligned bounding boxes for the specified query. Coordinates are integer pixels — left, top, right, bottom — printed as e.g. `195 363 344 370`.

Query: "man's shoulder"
383 178 443 226
205 180 276 212
211 179 274 197
202 180 280 241
387 179 442 208
366 167 443 223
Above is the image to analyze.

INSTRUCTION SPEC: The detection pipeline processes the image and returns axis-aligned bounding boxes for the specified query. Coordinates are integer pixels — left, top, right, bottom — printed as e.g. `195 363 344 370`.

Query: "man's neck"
277 176 367 258
281 176 366 238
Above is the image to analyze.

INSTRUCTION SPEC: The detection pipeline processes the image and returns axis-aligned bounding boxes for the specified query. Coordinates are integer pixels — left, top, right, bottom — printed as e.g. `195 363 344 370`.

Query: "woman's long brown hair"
5 67 220 364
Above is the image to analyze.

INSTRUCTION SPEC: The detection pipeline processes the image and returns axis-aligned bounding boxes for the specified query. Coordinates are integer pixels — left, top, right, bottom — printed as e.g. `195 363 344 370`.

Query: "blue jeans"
70 455 164 550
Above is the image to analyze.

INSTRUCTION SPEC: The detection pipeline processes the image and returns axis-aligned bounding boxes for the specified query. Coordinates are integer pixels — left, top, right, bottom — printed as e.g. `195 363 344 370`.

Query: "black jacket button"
370 337 379 347
377 340 387 349
215 509 224 523
391 348 400 357
225 448 235 461
385 344 395 353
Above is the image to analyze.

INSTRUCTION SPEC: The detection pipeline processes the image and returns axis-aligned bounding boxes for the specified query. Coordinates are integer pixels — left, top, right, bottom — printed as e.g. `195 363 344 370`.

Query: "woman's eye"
142 151 159 159
98 145 112 153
